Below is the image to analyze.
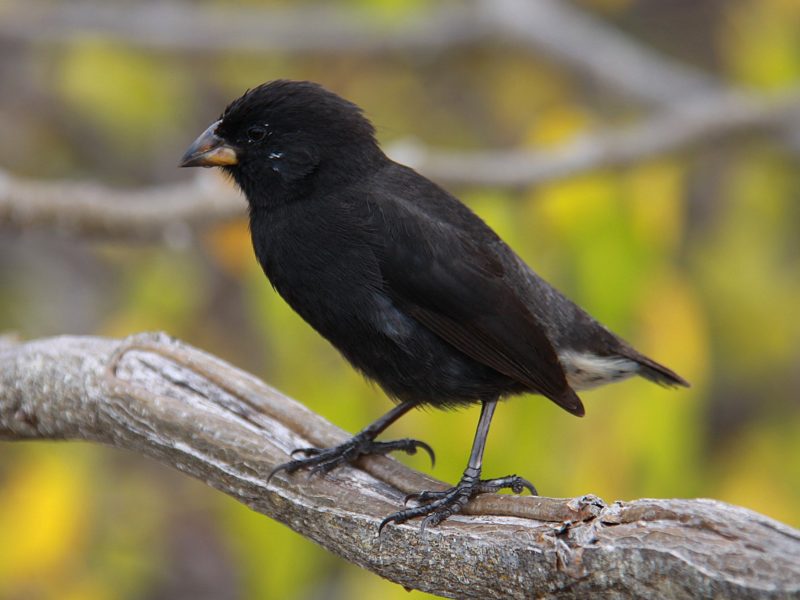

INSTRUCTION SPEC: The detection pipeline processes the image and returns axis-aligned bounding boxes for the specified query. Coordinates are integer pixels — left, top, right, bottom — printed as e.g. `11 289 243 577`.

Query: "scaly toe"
270 435 437 485
403 489 448 505
476 475 537 496
290 447 322 458
379 473 538 533
369 438 436 467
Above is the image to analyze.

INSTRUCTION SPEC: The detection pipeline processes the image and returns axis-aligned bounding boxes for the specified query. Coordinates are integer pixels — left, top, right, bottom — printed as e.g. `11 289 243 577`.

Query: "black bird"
180 80 688 530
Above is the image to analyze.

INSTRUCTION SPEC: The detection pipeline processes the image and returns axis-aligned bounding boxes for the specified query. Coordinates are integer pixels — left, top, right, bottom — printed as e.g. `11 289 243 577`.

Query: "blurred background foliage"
0 0 799 598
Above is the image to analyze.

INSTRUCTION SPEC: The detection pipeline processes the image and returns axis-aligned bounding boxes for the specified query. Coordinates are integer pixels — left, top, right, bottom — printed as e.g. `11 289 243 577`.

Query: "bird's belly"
252 217 522 406
337 296 525 406
270 265 519 405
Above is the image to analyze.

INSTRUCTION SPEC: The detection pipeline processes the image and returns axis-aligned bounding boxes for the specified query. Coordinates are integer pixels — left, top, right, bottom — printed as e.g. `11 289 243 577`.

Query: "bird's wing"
372 196 584 416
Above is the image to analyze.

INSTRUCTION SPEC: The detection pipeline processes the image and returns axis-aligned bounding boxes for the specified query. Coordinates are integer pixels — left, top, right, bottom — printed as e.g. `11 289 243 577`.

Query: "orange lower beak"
180 120 239 168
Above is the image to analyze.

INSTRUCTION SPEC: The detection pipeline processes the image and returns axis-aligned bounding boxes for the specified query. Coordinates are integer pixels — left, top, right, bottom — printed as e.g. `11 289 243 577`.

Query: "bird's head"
180 80 384 203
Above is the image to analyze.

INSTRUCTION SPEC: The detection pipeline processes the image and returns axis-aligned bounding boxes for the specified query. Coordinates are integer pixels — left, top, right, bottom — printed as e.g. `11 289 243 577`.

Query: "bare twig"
1 333 798 598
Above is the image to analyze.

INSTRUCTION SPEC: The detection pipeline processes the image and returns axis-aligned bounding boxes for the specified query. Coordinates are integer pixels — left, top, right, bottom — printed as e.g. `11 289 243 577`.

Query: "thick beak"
180 120 238 168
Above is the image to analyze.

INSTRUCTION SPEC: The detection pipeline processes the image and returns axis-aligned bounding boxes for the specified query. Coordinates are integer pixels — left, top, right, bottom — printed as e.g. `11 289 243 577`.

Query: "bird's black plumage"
181 80 688 529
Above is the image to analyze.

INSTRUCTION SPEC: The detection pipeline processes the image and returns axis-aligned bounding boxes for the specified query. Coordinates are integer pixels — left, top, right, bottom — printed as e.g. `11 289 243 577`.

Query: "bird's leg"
268 402 434 481
379 400 536 533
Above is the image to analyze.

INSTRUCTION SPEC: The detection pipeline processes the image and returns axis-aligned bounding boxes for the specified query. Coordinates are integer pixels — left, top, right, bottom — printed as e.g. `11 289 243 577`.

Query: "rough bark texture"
0 333 798 599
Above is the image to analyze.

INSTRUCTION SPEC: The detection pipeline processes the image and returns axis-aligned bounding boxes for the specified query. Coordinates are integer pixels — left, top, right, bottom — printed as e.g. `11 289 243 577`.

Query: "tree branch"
0 2 485 54
2 88 797 241
0 0 718 106
0 169 243 243
392 88 800 187
482 0 721 106
1 333 797 598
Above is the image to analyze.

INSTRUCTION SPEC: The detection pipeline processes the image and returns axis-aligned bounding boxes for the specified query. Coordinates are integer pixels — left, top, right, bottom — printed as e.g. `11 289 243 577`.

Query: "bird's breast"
249 205 384 333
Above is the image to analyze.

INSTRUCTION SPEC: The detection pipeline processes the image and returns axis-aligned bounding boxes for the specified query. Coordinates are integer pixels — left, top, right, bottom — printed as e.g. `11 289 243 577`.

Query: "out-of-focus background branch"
0 169 243 242
3 86 798 241
0 0 720 104
1 1 799 599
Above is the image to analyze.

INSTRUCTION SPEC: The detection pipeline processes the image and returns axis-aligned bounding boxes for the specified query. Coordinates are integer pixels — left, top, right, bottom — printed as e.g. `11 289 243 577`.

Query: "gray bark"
0 333 798 599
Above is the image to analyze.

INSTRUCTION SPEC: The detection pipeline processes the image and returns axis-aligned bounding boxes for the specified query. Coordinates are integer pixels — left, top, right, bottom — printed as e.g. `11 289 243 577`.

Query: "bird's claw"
268 435 436 483
476 474 537 496
381 474 536 534
383 438 436 467
403 489 447 505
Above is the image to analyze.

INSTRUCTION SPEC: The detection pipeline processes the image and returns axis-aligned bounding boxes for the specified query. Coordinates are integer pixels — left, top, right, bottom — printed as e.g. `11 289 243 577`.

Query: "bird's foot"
379 469 536 533
268 433 435 481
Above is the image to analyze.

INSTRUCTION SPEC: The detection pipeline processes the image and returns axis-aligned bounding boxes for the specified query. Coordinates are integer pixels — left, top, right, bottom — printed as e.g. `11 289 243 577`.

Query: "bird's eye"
247 125 267 142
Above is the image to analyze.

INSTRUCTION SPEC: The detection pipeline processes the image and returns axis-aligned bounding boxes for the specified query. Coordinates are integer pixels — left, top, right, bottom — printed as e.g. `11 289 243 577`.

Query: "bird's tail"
629 352 690 388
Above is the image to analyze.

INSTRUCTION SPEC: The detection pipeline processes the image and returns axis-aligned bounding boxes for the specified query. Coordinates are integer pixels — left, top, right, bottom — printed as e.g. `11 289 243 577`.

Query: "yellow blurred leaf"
485 56 570 137
720 0 800 88
714 419 800 527
349 0 428 20
623 160 684 255
638 273 708 388
525 104 590 147
0 451 88 584
533 172 619 239
462 189 518 240
694 149 799 376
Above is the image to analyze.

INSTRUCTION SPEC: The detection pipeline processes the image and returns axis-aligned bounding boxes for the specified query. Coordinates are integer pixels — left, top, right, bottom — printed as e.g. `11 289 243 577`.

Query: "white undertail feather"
558 350 640 391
